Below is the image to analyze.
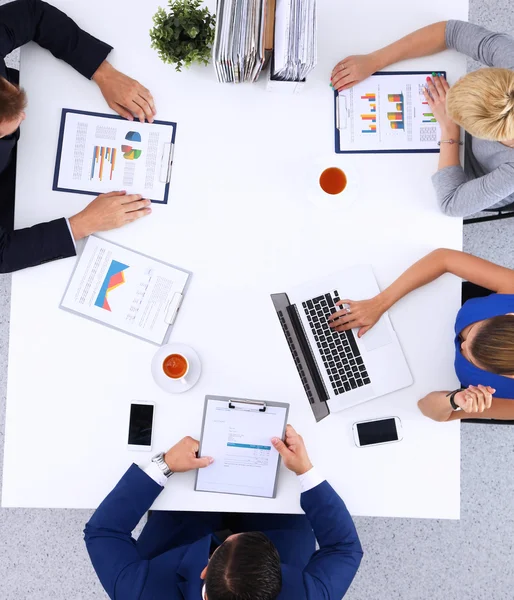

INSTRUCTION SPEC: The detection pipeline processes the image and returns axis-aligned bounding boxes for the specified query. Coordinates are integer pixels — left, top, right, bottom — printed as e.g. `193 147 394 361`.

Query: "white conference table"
2 0 469 519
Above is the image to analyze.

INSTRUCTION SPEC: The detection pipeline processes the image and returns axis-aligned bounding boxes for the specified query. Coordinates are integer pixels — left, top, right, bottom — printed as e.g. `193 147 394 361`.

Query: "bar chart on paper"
91 146 117 181
335 72 444 153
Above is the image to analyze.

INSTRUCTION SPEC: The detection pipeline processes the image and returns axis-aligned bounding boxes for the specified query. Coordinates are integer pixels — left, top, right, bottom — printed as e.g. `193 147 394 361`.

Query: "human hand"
164 436 214 472
453 385 495 413
328 296 386 337
272 425 313 475
331 54 378 92
92 61 156 123
423 74 459 136
69 191 152 240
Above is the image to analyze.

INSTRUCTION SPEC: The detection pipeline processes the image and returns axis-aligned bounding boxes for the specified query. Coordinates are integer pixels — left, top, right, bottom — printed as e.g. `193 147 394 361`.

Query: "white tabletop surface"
2 0 468 518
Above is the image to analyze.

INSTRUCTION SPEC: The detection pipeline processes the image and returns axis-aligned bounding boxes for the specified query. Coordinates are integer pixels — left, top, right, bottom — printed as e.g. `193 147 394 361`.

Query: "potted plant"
150 0 216 72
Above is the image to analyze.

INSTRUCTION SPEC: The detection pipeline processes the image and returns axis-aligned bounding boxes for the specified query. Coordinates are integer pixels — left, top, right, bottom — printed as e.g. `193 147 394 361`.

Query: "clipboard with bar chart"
335 71 446 154
53 109 177 204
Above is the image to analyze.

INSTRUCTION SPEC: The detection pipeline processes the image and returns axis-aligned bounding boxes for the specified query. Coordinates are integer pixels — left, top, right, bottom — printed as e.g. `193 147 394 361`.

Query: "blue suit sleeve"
300 481 363 599
84 464 163 600
0 0 112 78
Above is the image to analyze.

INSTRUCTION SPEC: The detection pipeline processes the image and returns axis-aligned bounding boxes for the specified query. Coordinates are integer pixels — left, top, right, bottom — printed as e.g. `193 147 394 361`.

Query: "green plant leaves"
149 0 216 72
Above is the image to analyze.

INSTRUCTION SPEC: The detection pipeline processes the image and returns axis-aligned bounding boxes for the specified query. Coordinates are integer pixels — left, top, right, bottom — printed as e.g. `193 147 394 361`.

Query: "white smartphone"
352 416 403 448
127 401 155 452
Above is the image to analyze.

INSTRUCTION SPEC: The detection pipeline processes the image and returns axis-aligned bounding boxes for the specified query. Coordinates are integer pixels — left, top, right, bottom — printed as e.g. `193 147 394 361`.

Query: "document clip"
229 399 267 412
159 143 175 184
164 292 183 326
336 94 348 130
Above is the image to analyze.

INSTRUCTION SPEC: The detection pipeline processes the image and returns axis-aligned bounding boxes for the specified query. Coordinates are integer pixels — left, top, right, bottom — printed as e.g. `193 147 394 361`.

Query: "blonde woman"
331 21 514 218
327 249 514 422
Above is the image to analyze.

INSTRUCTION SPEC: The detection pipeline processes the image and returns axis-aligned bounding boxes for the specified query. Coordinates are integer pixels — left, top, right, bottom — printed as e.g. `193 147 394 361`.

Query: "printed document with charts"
53 109 177 203
60 236 190 345
196 396 289 498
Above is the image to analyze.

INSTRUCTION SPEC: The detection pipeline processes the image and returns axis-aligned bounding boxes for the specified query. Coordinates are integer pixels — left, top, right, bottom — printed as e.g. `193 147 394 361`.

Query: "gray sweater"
432 20 514 217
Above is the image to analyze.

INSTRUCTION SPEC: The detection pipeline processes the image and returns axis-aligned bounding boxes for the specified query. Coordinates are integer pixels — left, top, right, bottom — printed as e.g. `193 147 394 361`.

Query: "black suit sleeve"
0 0 112 79
0 217 76 273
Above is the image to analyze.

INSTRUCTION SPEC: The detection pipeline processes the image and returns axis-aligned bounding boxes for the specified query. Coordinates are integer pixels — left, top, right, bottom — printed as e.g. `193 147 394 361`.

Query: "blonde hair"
446 67 514 141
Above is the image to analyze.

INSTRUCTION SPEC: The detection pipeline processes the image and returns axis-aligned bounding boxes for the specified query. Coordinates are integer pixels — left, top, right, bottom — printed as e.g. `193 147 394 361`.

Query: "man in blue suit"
85 425 363 599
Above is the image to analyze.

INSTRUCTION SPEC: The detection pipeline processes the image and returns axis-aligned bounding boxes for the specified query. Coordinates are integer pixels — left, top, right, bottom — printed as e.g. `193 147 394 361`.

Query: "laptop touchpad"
359 318 392 352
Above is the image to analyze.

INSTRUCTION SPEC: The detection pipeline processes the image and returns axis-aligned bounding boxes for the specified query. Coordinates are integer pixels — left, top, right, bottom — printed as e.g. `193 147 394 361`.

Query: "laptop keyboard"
302 290 371 395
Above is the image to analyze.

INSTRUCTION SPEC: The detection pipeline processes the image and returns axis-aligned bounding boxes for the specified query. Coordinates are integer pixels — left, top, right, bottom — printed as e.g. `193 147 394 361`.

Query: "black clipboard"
334 70 446 155
52 109 177 204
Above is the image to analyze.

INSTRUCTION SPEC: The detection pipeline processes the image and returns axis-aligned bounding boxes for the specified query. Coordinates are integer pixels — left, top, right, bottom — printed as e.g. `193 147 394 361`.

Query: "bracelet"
438 139 463 146
446 388 465 411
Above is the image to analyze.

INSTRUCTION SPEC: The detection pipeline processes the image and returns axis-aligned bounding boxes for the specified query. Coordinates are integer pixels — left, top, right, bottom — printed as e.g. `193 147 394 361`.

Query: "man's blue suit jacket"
85 465 363 599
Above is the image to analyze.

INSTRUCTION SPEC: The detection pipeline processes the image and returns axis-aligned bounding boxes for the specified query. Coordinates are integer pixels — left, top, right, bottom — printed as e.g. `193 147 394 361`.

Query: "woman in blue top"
327 249 514 422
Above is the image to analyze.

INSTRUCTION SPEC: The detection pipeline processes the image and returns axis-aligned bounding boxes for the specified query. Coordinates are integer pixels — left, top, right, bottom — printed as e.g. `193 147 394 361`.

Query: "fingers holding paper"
165 436 214 472
272 424 313 475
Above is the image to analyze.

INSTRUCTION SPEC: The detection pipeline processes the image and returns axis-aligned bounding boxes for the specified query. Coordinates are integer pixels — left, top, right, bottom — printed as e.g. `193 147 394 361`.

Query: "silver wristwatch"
151 452 174 478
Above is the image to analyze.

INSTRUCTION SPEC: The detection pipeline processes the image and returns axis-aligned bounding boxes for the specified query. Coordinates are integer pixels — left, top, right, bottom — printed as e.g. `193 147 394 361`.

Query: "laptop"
271 265 413 422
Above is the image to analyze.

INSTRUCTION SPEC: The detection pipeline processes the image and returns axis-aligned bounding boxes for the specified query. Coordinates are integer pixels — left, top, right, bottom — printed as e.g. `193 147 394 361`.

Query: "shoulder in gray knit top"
432 20 514 217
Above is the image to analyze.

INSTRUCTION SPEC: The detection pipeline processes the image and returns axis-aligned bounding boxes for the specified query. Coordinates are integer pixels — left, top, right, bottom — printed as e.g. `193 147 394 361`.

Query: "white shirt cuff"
65 218 77 249
143 461 168 487
297 467 325 492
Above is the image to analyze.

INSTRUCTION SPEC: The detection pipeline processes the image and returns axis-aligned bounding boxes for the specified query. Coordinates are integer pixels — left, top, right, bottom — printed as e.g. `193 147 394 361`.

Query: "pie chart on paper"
122 131 143 160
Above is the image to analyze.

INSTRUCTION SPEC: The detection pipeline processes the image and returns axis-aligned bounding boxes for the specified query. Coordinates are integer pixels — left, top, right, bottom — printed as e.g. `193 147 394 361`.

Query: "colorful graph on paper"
387 93 405 130
94 260 129 312
90 146 117 181
360 93 377 133
122 131 143 160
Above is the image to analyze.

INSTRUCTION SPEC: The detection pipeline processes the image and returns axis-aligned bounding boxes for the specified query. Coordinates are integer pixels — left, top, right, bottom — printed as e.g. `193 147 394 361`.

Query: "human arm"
328 249 514 336
418 385 514 422
84 437 213 600
272 426 363 600
0 0 156 122
0 193 151 273
445 20 514 69
0 218 75 273
0 0 112 78
331 21 447 91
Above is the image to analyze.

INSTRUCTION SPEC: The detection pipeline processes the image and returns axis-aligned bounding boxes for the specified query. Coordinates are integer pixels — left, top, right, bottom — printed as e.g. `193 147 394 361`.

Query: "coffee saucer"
151 343 202 394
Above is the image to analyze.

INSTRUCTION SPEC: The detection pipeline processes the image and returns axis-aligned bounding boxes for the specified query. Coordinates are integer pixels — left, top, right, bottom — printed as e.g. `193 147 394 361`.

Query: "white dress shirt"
143 461 324 492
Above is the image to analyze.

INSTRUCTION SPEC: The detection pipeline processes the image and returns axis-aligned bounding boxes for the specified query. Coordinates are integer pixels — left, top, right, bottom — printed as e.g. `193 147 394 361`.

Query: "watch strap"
151 452 173 478
446 388 465 411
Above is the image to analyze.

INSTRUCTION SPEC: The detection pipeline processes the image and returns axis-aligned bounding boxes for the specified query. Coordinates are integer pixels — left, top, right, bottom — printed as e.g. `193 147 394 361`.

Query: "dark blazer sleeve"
84 464 164 600
0 217 76 273
301 481 363 599
0 0 112 79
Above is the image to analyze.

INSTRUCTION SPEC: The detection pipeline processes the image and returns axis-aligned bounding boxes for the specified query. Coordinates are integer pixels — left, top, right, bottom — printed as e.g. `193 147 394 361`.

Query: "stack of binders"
272 0 317 82
213 0 275 83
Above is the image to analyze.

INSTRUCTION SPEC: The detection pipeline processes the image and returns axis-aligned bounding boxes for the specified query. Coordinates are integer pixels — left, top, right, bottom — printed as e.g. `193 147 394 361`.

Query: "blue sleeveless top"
454 294 514 399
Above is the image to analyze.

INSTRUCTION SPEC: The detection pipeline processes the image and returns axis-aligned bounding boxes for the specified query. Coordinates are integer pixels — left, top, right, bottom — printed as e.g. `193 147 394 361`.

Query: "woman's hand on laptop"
328 296 386 338
331 54 378 92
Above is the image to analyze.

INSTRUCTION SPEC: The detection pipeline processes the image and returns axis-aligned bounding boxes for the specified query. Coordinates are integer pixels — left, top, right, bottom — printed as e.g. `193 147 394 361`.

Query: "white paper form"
336 72 443 153
196 399 288 498
60 236 189 345
53 110 177 203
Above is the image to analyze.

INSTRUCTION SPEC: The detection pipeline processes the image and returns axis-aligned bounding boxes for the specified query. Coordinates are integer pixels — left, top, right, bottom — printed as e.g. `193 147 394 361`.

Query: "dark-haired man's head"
201 532 282 600
0 77 27 138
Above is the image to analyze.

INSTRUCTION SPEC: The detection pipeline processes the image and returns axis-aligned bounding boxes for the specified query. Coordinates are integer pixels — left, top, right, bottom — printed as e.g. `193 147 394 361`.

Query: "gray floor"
1 3 514 600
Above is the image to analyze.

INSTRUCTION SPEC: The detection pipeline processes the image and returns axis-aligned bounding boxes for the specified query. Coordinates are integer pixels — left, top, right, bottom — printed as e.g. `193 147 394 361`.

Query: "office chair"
463 202 514 225
460 282 514 424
